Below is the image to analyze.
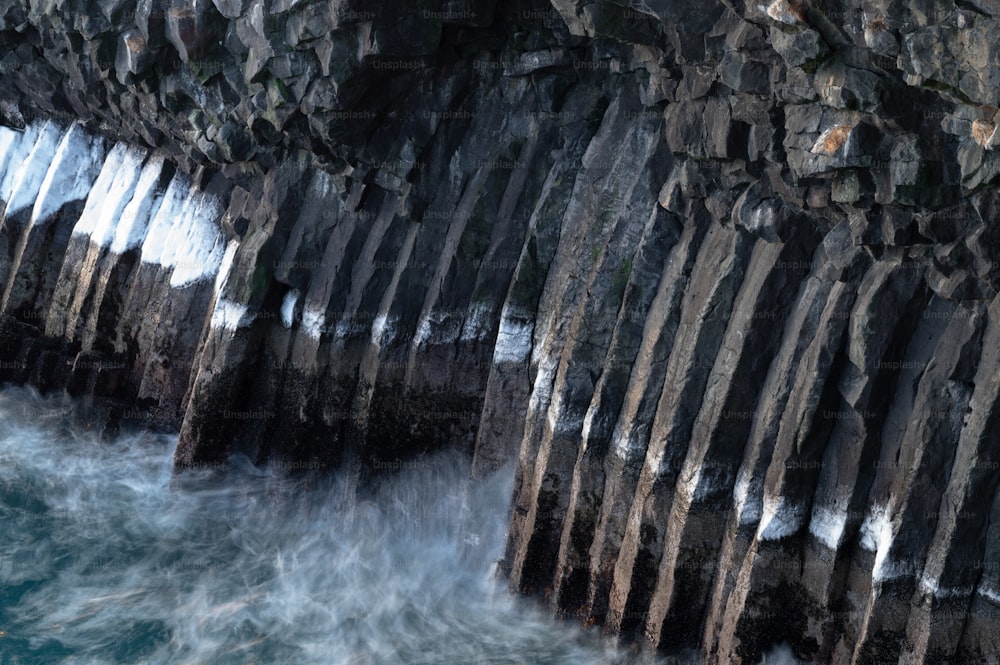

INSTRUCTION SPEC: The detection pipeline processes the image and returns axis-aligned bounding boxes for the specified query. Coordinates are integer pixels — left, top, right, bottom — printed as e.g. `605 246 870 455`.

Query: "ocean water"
0 387 802 665
0 387 653 665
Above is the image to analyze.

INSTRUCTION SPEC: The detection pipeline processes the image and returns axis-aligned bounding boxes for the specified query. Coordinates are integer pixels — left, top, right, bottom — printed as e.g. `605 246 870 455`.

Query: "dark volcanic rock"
1 0 1000 662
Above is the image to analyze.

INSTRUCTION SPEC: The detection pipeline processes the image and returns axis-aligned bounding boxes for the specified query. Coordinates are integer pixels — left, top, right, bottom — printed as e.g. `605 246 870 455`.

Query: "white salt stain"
979 583 1000 606
164 195 226 287
281 290 300 328
210 299 252 331
138 175 226 287
139 177 189 266
733 468 762 526
918 575 973 599
333 318 356 339
413 308 464 348
528 352 558 417
808 504 848 550
73 145 147 247
0 125 20 172
860 504 898 582
301 305 326 339
31 125 107 227
0 123 41 209
544 376 580 435
213 240 240 297
611 429 631 460
493 316 533 365
757 495 807 541
0 125 39 201
208 241 252 332
370 312 398 347
460 301 493 342
580 405 596 443
4 120 64 219
110 157 168 254
413 315 433 347
611 425 647 462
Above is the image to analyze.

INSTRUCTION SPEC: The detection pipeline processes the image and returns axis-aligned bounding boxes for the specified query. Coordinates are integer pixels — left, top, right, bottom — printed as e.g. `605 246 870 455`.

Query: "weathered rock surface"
2 0 1000 662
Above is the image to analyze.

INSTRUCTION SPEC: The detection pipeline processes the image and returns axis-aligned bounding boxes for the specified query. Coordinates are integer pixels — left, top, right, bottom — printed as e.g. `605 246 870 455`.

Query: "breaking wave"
0 387 642 665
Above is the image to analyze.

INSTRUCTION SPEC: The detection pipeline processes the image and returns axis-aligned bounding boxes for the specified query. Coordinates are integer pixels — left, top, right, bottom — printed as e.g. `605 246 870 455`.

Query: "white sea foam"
0 386 643 665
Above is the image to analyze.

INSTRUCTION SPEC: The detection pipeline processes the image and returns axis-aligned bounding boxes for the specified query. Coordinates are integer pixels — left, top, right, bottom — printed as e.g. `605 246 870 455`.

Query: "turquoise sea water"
0 387 648 665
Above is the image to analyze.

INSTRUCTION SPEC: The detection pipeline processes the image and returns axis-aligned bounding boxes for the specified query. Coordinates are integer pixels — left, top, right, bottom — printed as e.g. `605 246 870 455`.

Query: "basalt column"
1 0 1000 662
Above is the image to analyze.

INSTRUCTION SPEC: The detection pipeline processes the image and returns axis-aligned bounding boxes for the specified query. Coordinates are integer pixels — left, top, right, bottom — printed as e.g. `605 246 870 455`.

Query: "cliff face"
2 0 1000 662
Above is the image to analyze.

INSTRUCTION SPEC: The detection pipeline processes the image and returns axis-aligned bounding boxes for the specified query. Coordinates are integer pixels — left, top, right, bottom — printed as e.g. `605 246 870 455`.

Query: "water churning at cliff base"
0 387 645 664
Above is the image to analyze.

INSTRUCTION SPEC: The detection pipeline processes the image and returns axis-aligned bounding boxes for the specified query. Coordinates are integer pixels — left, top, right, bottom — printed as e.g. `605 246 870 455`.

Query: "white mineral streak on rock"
140 177 190 267
460 300 493 342
808 504 848 550
210 299 252 331
30 124 107 227
208 240 254 332
213 239 239 297
75 146 146 247
110 157 168 254
493 313 533 365
281 290 300 328
370 311 396 347
733 467 763 526
810 124 854 156
757 495 807 541
302 305 326 339
860 504 901 582
5 121 64 219
0 123 41 209
164 193 226 287
137 173 226 287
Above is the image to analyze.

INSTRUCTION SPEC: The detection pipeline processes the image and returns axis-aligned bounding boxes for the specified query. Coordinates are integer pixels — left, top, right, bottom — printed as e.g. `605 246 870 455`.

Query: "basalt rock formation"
2 0 1000 662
